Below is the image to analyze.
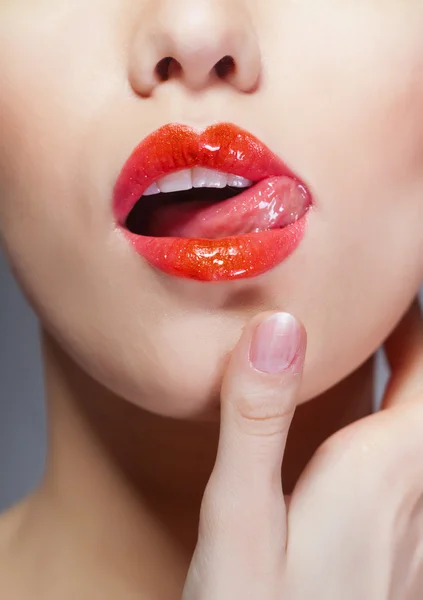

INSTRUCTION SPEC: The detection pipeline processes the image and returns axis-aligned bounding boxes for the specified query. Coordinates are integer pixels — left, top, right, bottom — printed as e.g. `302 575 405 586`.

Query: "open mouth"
126 168 252 238
113 123 311 281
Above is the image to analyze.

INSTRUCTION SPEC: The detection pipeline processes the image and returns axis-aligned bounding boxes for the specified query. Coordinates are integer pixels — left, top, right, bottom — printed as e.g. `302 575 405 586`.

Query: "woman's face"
1 0 422 418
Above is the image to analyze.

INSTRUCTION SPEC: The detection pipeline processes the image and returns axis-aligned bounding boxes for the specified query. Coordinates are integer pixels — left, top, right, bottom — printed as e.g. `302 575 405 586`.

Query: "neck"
10 329 374 599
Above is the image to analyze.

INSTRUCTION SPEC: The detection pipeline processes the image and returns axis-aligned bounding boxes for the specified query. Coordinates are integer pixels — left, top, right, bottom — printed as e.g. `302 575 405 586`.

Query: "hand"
182 301 423 600
285 300 423 599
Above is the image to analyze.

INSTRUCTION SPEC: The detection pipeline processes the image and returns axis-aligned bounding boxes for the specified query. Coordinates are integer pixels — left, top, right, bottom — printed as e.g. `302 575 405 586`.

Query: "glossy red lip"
113 123 311 282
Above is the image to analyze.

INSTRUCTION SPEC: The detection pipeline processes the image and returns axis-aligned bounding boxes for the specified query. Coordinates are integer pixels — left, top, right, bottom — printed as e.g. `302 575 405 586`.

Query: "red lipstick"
113 123 311 281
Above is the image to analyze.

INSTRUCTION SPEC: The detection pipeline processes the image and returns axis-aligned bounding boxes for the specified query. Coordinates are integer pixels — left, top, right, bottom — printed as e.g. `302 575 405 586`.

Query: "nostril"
155 57 172 81
155 57 182 81
154 54 237 87
214 55 236 79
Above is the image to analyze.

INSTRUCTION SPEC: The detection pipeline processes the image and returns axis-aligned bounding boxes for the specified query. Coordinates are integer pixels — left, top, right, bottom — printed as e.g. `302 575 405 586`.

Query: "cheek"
0 7 120 267
283 8 423 275
0 1 421 417
258 6 423 400
277 6 423 188
254 4 423 294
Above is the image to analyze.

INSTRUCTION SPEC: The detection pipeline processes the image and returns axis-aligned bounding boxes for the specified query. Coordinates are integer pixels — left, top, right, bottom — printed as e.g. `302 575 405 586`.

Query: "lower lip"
122 216 307 282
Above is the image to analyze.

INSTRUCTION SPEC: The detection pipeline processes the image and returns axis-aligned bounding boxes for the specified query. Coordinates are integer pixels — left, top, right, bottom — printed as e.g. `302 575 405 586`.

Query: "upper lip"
113 122 299 226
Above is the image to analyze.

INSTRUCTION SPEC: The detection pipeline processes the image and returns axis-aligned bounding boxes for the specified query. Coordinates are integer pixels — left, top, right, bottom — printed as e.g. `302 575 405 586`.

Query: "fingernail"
250 313 301 374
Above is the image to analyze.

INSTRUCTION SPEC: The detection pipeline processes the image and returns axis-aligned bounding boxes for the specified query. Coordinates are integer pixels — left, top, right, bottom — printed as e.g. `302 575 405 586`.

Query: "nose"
129 0 261 96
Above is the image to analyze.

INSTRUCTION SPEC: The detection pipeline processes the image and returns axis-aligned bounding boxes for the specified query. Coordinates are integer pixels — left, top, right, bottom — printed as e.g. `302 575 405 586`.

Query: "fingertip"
250 312 304 375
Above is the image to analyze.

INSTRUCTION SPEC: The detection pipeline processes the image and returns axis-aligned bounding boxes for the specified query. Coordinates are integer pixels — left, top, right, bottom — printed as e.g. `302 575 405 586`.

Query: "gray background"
0 249 421 512
0 251 46 511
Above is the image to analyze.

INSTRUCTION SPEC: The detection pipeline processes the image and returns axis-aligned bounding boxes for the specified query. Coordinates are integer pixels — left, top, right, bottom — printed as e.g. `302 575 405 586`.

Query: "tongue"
148 177 309 238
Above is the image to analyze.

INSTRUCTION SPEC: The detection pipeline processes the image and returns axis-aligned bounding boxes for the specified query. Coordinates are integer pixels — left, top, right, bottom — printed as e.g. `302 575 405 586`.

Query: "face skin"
0 0 422 421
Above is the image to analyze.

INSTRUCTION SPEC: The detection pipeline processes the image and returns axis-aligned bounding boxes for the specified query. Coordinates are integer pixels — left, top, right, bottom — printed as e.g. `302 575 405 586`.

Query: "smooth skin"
183 302 423 599
0 0 423 598
0 303 422 598
0 0 422 418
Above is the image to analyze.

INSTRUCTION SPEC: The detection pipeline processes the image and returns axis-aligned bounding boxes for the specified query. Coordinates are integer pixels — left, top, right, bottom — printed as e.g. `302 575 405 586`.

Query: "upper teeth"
143 168 253 196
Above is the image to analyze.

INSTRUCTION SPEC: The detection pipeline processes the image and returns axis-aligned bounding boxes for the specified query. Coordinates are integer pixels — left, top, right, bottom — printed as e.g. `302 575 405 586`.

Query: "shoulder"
0 500 29 599
0 500 25 547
